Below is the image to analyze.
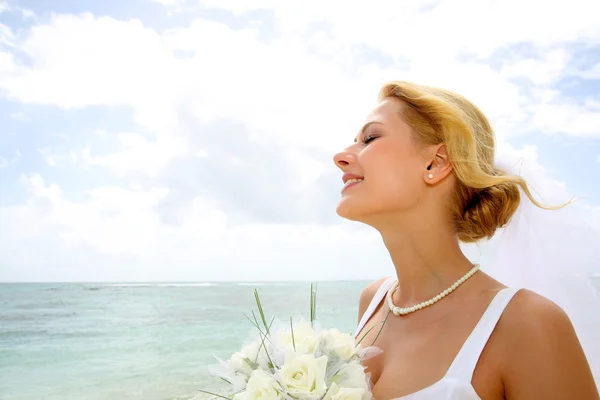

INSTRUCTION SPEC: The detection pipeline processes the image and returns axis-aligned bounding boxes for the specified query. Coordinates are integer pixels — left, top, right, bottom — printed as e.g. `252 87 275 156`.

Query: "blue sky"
1 0 599 282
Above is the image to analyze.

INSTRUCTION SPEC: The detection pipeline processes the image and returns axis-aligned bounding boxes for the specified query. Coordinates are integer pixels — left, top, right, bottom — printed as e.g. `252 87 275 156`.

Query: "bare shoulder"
357 277 389 324
496 289 599 399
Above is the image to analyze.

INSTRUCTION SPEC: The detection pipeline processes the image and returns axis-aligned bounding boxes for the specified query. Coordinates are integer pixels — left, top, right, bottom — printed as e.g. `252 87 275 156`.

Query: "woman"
333 81 599 399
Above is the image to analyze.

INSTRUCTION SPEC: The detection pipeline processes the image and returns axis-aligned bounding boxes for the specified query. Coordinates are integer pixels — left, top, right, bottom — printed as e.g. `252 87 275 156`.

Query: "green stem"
370 310 391 347
254 289 270 335
310 282 317 328
290 316 296 351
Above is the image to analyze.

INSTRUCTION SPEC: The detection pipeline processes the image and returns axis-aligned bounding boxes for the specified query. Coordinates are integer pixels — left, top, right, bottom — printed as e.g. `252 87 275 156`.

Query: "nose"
333 149 356 170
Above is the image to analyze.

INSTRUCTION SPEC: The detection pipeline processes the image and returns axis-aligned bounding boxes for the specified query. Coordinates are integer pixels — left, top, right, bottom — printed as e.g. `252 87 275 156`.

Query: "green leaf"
219 377 233 386
243 357 259 370
356 310 391 347
310 282 317 328
356 321 382 346
370 310 391 347
290 316 296 351
254 289 270 335
251 315 275 364
243 313 261 331
253 328 275 371
245 313 273 345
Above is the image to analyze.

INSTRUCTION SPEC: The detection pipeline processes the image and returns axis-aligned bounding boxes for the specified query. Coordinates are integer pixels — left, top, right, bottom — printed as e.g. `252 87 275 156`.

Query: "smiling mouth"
342 178 363 192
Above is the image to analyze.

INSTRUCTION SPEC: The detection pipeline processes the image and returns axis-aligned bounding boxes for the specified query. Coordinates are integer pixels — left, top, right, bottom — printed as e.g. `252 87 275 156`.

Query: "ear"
424 144 453 184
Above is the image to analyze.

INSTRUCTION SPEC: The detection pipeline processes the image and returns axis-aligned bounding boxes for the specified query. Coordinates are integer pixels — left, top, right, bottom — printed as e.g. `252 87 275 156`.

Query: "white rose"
230 351 254 377
331 387 366 400
278 354 328 398
335 364 370 392
274 319 320 355
321 329 358 361
233 370 283 400
237 340 271 370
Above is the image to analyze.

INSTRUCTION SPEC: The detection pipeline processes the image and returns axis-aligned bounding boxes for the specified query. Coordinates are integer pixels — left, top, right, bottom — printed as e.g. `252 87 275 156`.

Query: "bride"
334 81 600 399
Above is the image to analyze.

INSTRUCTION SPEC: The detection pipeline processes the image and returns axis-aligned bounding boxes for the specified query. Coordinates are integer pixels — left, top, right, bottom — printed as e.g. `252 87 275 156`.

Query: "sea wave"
105 283 217 287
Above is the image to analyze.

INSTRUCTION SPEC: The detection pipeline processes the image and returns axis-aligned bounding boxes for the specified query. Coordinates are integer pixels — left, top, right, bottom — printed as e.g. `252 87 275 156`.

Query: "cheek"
365 144 421 181
363 147 424 203
377 169 421 202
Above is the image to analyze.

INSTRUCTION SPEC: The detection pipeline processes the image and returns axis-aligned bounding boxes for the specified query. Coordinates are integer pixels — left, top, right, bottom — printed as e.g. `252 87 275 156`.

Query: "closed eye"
363 134 378 144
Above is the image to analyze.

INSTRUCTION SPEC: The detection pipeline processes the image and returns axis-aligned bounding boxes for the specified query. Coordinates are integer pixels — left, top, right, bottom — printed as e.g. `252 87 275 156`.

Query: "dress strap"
445 287 521 381
354 278 395 338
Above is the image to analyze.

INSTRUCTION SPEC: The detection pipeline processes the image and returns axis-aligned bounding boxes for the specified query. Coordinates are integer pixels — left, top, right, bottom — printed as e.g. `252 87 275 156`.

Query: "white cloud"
578 62 600 80
495 140 571 204
0 1 599 281
1 13 178 133
1 139 590 282
0 2 36 23
500 48 571 86
593 206 600 232
0 149 21 168
169 0 600 140
149 0 187 6
194 0 600 59
0 173 396 282
7 174 170 254
0 50 18 84
20 7 35 19
0 23 16 47
81 132 188 178
0 1 597 161
9 111 27 121
530 101 600 138
38 148 58 167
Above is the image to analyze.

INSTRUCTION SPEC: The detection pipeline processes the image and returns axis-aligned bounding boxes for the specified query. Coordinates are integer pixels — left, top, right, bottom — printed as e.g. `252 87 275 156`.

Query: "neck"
377 216 474 307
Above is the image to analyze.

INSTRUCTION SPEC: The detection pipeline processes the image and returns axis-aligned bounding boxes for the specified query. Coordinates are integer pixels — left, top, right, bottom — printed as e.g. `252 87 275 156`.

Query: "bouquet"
201 284 383 400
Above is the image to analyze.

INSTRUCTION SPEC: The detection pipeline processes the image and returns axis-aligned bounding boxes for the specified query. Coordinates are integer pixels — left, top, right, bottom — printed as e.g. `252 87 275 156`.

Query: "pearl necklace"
386 263 480 316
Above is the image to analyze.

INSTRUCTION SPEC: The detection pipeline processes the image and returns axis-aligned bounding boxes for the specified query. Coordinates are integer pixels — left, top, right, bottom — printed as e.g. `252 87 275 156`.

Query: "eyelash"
362 134 378 144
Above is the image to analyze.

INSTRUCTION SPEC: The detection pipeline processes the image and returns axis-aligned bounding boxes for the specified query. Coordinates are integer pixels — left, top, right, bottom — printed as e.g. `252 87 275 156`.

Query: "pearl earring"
428 173 434 179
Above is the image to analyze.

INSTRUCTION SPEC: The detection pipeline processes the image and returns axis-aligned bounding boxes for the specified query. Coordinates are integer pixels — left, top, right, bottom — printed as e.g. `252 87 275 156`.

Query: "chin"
335 197 374 222
336 194 411 229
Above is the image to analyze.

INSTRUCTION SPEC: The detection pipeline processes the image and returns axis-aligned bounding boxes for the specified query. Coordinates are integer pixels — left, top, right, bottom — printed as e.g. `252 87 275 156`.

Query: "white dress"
354 278 520 400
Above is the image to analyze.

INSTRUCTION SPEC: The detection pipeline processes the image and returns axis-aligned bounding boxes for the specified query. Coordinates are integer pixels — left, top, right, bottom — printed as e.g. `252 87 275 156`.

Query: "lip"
341 173 364 194
341 180 362 194
342 173 363 184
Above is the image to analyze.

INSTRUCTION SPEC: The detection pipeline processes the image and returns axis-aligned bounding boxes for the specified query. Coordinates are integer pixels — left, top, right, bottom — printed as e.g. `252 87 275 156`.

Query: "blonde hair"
378 81 556 243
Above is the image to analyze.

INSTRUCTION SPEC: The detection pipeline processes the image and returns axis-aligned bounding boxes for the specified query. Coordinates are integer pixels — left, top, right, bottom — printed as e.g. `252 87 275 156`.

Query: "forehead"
365 96 405 123
354 97 410 142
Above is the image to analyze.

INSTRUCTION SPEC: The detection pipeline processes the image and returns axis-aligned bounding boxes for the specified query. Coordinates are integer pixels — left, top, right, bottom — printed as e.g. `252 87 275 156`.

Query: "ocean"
0 282 366 400
1 279 599 400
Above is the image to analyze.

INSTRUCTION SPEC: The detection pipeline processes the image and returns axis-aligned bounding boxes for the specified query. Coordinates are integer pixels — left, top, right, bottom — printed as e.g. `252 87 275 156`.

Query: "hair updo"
378 81 549 243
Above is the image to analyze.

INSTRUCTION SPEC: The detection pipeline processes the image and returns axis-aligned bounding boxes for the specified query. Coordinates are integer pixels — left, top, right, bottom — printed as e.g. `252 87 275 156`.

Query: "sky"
0 0 599 282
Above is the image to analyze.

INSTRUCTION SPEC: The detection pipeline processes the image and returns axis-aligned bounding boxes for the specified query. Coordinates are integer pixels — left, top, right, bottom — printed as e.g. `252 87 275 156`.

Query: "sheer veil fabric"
479 144 600 390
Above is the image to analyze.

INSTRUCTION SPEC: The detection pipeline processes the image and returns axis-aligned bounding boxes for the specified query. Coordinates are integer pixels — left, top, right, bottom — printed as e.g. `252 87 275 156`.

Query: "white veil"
480 144 600 390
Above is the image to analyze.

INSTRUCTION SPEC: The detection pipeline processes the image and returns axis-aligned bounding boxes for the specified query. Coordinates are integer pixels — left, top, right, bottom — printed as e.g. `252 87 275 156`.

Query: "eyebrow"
353 121 384 143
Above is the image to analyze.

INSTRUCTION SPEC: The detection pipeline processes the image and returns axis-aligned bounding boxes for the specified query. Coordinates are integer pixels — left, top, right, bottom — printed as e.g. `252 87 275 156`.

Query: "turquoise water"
0 282 365 400
1 279 599 400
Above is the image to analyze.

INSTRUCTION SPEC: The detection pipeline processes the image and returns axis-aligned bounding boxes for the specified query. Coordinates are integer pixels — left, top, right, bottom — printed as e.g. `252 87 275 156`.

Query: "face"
333 97 434 224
